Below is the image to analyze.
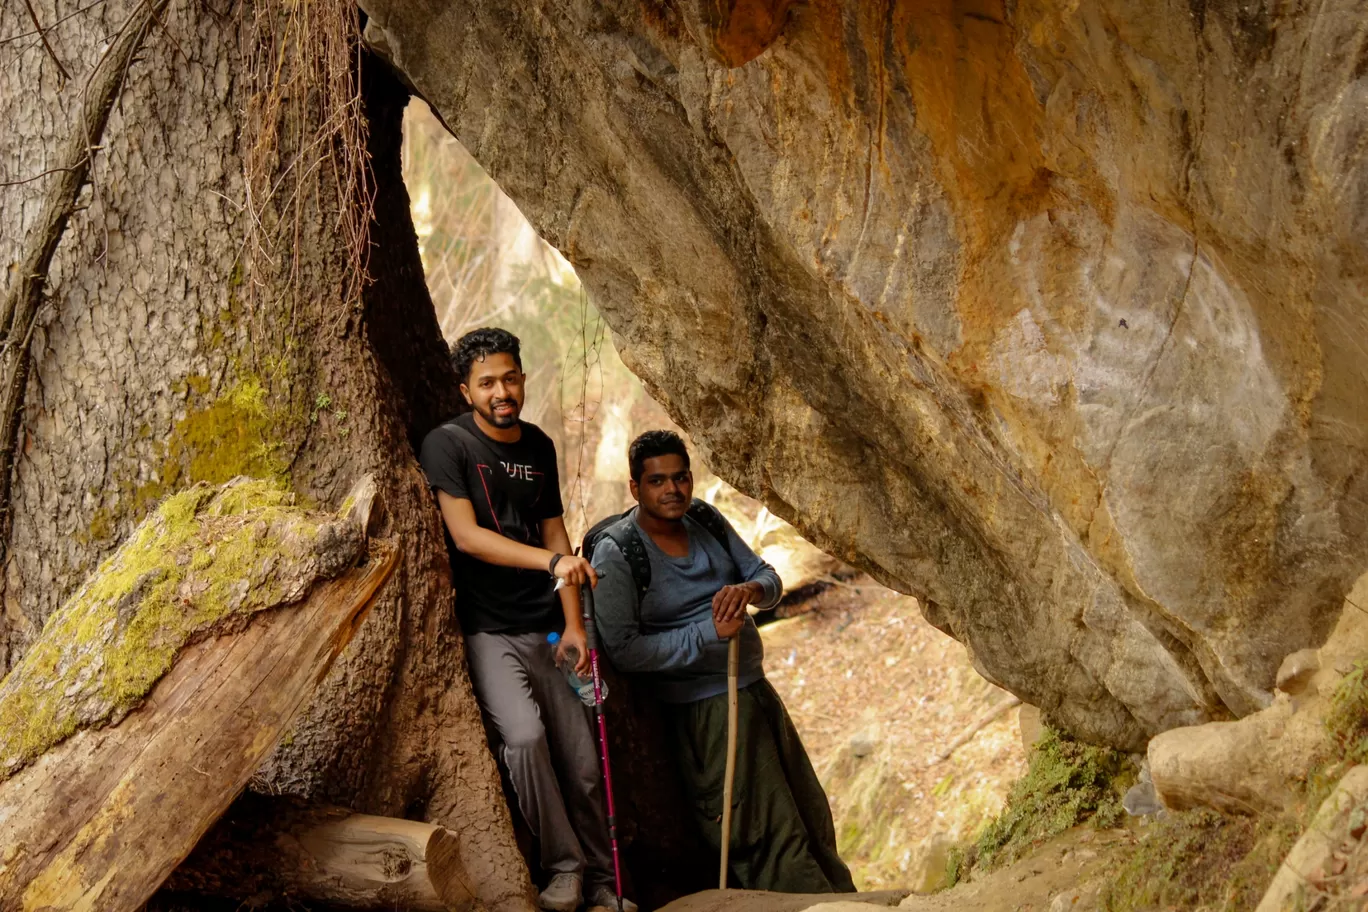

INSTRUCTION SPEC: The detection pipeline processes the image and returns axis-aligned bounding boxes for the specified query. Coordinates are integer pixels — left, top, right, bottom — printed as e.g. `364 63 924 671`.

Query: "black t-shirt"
419 412 565 634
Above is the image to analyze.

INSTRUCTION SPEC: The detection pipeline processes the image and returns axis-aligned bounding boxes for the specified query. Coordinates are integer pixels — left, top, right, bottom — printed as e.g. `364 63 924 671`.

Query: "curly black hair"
450 327 523 384
629 429 690 482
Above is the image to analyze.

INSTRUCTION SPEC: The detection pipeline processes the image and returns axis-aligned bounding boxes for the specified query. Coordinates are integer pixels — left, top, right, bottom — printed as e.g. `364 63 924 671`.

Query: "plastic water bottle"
546 632 606 706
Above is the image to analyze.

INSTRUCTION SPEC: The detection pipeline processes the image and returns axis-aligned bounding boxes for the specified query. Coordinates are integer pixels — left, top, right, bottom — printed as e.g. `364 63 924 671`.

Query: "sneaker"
539 873 583 912
587 884 638 912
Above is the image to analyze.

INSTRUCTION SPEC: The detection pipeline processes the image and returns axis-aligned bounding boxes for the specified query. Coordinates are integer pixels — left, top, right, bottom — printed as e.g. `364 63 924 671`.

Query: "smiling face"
631 453 694 522
461 351 525 429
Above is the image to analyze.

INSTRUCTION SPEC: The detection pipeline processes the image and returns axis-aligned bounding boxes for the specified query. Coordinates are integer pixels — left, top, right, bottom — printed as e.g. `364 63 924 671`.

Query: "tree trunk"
0 4 531 910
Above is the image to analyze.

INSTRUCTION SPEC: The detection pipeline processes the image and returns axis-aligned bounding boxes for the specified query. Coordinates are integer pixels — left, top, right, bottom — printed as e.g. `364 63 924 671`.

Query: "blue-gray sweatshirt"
590 509 781 703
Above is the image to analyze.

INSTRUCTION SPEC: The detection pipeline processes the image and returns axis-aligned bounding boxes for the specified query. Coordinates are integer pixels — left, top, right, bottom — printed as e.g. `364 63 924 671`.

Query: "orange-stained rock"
678 0 798 68
359 0 1368 748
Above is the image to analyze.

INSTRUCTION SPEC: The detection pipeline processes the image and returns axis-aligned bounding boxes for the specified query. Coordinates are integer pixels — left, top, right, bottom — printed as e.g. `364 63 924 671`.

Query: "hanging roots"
237 0 374 334
561 285 608 539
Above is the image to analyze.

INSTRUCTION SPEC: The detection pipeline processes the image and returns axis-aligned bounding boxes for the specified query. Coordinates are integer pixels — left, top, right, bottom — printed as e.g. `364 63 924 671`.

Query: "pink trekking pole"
582 582 625 912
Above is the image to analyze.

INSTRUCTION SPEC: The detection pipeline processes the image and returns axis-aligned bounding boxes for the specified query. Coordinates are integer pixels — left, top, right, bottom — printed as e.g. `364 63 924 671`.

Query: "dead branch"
21 0 71 82
165 798 475 912
0 0 106 47
927 695 1023 765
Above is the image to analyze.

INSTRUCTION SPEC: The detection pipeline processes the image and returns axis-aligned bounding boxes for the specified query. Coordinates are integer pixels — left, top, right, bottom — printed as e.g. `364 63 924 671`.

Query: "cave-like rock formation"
361 0 1368 748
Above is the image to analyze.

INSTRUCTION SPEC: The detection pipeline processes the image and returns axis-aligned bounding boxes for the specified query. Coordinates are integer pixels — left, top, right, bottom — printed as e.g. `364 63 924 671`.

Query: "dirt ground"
759 578 1028 890
654 828 1136 912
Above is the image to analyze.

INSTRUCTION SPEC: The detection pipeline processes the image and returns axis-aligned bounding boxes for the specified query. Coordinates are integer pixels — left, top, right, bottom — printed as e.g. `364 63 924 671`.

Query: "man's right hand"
714 613 743 639
553 554 599 588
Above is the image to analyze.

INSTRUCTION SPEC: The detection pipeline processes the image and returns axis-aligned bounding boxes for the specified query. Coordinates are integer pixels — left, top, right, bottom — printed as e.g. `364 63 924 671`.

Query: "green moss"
80 506 116 545
80 374 298 547
162 378 289 489
1094 663 1368 912
1326 660 1368 763
948 728 1134 882
1101 809 1300 911
0 479 317 779
942 845 967 890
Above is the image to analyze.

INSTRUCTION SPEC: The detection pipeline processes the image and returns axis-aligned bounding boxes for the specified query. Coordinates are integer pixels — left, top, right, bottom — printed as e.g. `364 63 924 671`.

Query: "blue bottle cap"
547 632 560 645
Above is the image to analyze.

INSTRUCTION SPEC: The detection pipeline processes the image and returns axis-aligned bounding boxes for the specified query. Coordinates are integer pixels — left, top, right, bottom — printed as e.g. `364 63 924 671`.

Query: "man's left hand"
712 581 763 626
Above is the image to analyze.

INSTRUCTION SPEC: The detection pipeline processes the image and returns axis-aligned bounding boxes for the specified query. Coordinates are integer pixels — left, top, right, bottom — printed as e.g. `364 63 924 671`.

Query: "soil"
653 828 1137 912
652 827 1137 912
897 826 1133 911
759 578 1028 890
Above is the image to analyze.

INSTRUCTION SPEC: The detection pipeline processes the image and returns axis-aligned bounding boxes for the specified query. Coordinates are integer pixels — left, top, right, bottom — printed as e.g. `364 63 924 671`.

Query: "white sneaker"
539 873 583 912
587 884 638 912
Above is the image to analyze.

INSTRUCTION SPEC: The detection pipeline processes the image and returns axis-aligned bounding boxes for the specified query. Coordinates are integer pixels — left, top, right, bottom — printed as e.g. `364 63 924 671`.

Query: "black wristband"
548 553 565 576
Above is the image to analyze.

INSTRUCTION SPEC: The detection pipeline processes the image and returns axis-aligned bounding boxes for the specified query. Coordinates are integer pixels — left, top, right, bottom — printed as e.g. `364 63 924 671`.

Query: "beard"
478 398 521 428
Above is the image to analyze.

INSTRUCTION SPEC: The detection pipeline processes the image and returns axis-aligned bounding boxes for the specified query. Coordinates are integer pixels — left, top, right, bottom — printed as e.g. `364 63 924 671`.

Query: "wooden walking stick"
720 634 740 889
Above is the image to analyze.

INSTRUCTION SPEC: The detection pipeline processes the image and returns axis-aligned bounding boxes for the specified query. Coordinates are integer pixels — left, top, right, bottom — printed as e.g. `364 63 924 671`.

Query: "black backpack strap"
585 502 731 631
601 515 650 628
583 510 651 629
686 499 731 550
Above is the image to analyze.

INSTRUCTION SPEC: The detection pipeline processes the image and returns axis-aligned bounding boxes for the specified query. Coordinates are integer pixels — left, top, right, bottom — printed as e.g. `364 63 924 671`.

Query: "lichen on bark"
80 379 296 546
0 478 362 780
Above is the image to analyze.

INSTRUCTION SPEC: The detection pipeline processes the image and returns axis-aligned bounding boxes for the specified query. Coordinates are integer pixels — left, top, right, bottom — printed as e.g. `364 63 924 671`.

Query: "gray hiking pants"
465 631 614 888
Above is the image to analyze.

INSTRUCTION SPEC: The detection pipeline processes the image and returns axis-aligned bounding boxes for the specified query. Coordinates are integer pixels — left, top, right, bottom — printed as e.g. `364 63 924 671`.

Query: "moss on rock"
1325 660 1368 764
946 728 1135 884
0 478 358 780
1101 808 1300 911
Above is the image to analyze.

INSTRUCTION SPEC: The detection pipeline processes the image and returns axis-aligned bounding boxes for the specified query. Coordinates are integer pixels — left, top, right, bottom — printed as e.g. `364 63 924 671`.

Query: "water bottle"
546 632 606 706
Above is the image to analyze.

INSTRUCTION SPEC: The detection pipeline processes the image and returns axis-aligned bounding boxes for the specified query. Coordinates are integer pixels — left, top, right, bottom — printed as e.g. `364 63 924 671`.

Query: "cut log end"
427 824 479 910
168 802 478 912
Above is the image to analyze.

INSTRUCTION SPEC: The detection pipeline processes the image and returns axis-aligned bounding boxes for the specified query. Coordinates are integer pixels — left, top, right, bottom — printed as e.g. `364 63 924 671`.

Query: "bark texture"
0 4 532 909
359 0 1368 748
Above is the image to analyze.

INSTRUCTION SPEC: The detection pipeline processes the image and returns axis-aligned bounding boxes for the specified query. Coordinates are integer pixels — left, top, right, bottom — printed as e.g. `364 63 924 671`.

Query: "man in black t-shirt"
420 328 631 912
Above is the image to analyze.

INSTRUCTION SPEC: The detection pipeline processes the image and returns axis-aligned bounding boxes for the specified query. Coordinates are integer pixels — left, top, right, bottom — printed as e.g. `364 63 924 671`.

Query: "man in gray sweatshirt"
590 430 855 894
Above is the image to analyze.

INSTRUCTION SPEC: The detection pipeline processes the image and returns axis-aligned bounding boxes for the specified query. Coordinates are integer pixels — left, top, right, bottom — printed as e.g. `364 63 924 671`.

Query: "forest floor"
657 826 1139 912
757 576 1324 912
760 577 1028 892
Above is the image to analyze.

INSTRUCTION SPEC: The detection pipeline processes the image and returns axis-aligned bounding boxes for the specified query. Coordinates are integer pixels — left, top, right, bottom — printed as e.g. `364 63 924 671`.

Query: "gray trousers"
465 631 614 888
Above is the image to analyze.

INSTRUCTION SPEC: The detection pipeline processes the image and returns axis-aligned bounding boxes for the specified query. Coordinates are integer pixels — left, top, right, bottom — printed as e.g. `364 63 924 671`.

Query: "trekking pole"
581 581 625 912
719 634 740 889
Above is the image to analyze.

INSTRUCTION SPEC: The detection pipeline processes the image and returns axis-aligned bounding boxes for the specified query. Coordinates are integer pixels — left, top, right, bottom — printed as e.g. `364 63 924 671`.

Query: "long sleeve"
718 518 783 609
591 539 720 673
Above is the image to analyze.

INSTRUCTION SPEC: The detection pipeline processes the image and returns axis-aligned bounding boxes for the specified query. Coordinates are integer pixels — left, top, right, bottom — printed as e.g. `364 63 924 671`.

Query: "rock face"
1148 572 1368 815
360 0 1368 748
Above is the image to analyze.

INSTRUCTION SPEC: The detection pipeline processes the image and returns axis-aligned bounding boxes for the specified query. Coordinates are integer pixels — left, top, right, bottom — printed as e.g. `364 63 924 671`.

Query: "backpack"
582 499 731 622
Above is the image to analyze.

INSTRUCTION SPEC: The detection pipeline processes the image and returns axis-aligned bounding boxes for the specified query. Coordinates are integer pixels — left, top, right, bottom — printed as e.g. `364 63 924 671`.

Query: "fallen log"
164 796 475 911
0 476 396 912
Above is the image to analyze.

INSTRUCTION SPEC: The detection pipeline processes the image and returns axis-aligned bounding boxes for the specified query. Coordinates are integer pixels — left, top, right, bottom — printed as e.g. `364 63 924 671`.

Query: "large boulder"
359 0 1368 748
1148 572 1368 815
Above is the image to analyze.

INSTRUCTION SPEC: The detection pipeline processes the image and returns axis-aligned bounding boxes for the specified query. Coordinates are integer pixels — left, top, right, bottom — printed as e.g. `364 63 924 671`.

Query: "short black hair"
629 430 690 482
451 327 522 384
